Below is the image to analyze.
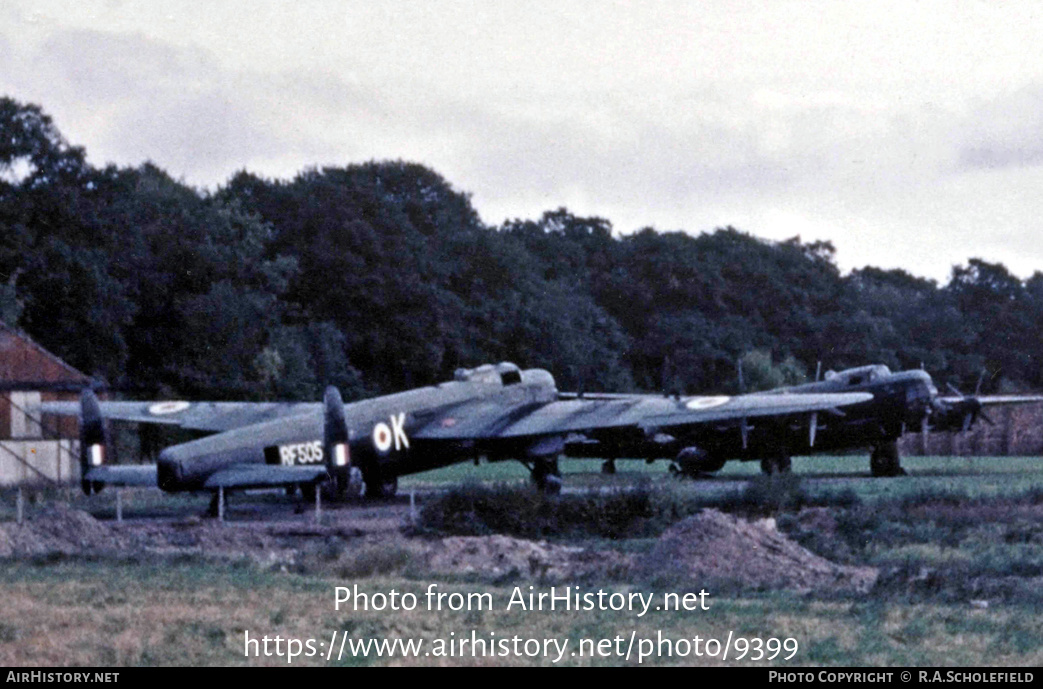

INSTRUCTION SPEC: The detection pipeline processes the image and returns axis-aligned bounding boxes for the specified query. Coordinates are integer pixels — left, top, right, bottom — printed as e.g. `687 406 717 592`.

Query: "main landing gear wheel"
364 474 399 500
338 467 365 499
870 440 906 477
601 459 617 475
531 457 563 494
760 454 792 475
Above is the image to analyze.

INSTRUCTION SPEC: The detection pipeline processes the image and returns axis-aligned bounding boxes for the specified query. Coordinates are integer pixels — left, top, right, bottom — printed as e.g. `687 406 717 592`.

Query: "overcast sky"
3 1 1043 283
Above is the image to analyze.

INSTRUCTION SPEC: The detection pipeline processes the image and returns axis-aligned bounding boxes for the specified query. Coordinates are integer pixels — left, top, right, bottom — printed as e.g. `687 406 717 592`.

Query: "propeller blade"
980 410 996 426
79 388 107 495
740 416 749 449
323 386 351 494
975 369 985 396
809 412 818 448
962 412 973 433
946 382 965 398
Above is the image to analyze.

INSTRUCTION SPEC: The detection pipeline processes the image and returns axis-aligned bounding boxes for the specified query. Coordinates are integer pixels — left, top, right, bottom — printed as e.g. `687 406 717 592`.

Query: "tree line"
2 96 1041 402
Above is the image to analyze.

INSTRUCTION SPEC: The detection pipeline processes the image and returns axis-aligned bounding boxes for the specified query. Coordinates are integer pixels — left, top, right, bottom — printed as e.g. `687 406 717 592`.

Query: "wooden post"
410 486 417 525
218 486 225 523
16 486 23 525
116 490 123 523
1003 407 1013 456
314 485 322 523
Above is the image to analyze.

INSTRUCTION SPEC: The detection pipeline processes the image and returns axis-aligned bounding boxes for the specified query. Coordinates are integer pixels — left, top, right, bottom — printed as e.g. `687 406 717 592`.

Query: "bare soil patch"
1 505 875 592
426 535 630 580
638 509 877 593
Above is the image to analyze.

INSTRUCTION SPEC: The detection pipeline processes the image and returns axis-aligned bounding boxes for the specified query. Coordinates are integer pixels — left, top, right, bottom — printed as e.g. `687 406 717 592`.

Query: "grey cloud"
12 26 394 183
958 85 1043 171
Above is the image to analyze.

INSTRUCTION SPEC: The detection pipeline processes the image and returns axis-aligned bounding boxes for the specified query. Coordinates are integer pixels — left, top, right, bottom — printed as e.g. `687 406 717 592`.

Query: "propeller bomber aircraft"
567 364 1043 478
40 362 872 514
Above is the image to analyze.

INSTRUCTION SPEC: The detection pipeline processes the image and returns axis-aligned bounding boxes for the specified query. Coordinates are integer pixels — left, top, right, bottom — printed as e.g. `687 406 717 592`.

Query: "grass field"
3 456 1043 666
6 454 1043 522
2 560 1041 666
402 454 1043 503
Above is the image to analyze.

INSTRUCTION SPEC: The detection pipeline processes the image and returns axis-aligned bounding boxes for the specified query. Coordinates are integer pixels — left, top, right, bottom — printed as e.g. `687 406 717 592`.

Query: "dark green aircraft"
39 362 870 513
566 364 1043 478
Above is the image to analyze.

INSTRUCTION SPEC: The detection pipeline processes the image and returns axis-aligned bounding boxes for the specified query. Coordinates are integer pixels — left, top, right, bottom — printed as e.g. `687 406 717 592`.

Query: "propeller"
322 386 352 495
78 388 107 495
945 377 993 430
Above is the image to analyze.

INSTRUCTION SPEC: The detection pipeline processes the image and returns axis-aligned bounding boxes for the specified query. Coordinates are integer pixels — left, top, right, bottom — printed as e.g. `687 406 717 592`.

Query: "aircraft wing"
412 392 872 440
938 395 1043 407
83 464 158 487
35 400 321 432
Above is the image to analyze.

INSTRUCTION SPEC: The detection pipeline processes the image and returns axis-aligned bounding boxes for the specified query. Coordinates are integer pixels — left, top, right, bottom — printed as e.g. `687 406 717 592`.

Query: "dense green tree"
4 96 1043 404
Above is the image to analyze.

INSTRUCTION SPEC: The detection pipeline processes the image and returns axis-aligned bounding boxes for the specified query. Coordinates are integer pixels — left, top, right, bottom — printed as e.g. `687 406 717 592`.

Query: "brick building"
0 320 89 486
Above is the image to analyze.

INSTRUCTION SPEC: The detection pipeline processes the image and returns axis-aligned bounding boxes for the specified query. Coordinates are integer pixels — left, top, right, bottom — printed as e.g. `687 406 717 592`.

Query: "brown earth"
0 505 875 593
426 535 630 580
636 509 878 593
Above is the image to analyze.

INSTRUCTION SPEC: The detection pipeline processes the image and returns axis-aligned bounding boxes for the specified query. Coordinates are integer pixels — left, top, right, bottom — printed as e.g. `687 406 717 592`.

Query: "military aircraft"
38 362 871 515
567 364 1043 478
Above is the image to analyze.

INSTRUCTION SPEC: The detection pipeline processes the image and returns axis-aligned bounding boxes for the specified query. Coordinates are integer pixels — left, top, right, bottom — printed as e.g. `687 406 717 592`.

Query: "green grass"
0 486 214 522
5 457 1043 665
402 455 1043 506
2 560 1041 666
414 475 858 540
6 454 1042 522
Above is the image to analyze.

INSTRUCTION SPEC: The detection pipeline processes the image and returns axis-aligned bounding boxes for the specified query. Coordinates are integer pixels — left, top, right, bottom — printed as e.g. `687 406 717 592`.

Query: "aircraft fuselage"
156 365 557 492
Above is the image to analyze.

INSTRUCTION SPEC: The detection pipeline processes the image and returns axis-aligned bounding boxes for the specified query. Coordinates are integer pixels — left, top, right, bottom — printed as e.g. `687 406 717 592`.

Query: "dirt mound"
0 506 139 557
1 505 875 593
0 507 362 564
427 535 629 580
640 509 877 593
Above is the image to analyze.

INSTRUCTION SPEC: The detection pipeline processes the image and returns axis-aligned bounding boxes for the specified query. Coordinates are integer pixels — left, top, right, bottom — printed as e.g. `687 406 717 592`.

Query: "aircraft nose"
906 370 936 415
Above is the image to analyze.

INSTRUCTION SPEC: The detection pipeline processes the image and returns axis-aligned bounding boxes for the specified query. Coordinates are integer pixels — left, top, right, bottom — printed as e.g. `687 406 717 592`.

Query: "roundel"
148 401 191 415
372 422 393 453
684 396 731 410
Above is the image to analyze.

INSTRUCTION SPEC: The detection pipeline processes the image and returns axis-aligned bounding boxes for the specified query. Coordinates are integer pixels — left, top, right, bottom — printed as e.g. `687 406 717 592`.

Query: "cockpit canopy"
454 362 524 385
824 364 892 386
453 362 556 391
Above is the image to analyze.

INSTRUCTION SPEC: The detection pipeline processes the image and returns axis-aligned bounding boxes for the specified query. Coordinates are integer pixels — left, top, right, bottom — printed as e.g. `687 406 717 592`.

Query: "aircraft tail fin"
323 386 351 494
79 388 108 495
